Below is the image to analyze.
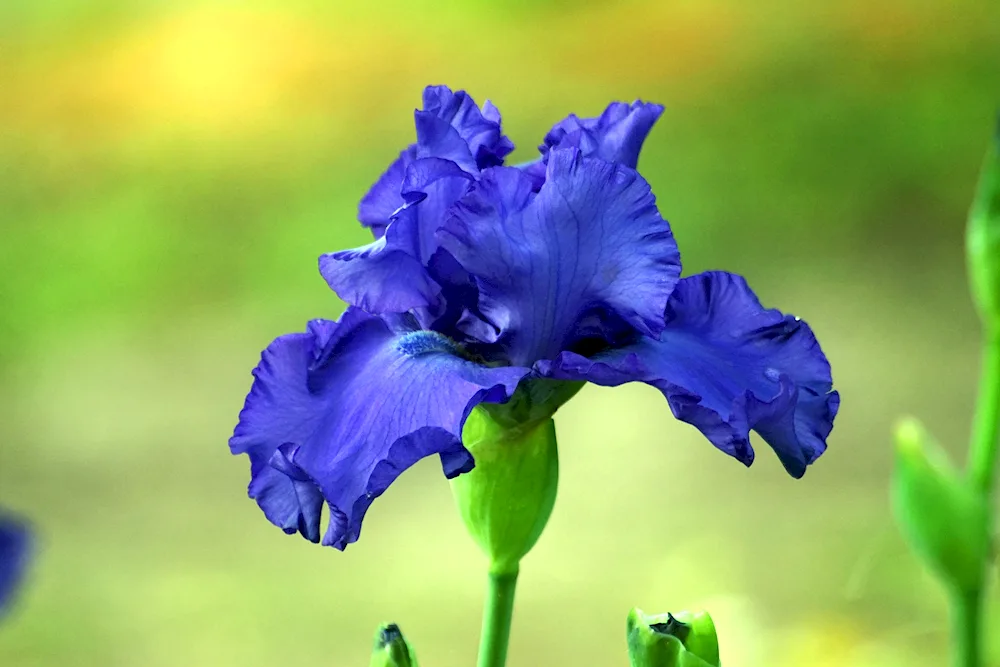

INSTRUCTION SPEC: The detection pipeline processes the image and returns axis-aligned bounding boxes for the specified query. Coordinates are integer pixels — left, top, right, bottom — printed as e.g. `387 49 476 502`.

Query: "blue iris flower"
230 85 840 550
0 513 30 616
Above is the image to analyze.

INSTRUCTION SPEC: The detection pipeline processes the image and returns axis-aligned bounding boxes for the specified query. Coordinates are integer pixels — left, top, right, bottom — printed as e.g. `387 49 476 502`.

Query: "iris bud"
451 404 560 574
369 623 418 667
966 116 1000 328
627 608 721 667
891 417 989 593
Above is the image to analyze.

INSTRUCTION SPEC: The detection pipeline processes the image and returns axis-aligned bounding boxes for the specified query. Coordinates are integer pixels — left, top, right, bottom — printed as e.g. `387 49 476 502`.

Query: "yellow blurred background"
1 1 998 665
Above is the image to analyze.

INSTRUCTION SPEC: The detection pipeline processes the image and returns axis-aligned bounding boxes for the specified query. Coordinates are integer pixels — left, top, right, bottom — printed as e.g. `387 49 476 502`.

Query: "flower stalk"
969 333 1000 497
948 329 1000 667
957 118 1000 667
952 588 982 667
961 332 1000 667
477 569 519 667
893 117 1000 667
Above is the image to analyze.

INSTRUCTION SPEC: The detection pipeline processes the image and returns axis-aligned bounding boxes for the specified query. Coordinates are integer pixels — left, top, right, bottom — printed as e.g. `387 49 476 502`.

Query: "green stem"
951 589 983 667
476 567 519 667
954 333 1000 667
969 334 1000 496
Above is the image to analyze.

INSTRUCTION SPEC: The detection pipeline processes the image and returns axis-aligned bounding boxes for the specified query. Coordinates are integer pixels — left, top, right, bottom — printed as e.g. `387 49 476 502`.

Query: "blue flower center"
396 331 462 358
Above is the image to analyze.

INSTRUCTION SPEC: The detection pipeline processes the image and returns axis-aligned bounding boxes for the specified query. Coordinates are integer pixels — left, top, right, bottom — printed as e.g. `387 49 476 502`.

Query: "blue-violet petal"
230 309 529 549
522 101 664 187
538 271 839 477
0 514 30 616
441 148 681 366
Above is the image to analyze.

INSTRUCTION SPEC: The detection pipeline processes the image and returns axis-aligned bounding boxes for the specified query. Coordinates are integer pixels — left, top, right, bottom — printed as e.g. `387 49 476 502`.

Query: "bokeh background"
1 1 999 665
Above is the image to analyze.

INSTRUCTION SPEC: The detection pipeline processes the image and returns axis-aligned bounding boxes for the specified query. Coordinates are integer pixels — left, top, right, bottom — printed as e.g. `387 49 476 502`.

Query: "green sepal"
451 405 560 573
891 417 990 593
627 608 722 667
966 116 1000 328
369 623 417 667
481 378 584 428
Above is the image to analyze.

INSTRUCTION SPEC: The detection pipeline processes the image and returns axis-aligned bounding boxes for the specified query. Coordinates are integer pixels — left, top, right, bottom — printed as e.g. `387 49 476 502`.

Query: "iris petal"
0 514 30 615
320 159 473 314
230 309 529 549
522 101 664 187
419 86 515 170
332 87 514 315
414 112 479 174
230 323 333 542
357 86 514 235
441 148 681 366
538 271 839 477
358 146 416 238
318 235 442 315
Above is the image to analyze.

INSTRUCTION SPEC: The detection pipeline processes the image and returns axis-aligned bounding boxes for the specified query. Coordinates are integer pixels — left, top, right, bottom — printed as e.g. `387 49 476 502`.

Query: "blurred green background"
1 1 998 665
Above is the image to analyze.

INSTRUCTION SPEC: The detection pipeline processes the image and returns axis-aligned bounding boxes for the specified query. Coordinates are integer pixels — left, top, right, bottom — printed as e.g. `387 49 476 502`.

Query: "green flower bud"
369 623 417 667
966 117 1000 327
627 607 721 667
451 404 561 574
891 417 990 593
669 610 721 666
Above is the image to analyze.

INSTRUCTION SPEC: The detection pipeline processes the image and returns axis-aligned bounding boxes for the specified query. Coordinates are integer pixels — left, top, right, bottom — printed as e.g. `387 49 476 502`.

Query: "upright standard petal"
0 514 30 615
539 272 839 477
419 86 514 170
357 86 514 235
522 101 664 186
542 101 664 168
230 309 530 549
321 159 474 314
334 87 519 317
440 148 681 367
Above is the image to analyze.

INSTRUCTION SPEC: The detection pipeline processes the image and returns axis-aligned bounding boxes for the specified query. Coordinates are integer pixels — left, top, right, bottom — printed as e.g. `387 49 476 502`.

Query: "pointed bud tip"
376 623 403 649
648 613 691 643
892 416 956 476
370 623 416 667
627 608 720 667
893 416 924 454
